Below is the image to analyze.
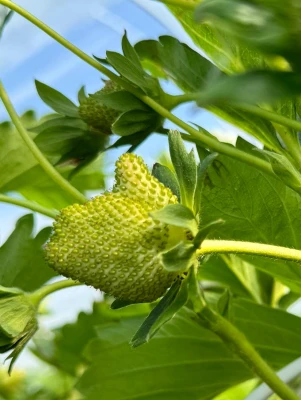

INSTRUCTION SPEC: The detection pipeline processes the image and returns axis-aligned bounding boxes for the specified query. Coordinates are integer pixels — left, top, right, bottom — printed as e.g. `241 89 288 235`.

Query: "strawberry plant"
1 0 301 399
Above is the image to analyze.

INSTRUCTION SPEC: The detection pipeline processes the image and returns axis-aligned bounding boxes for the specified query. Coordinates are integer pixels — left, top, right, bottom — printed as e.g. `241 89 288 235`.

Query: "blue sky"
0 0 241 370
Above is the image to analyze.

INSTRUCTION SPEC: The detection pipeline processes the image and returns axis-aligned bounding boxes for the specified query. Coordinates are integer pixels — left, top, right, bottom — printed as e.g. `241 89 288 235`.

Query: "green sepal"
35 81 79 118
30 116 87 134
6 321 38 375
131 277 188 348
150 204 198 235
194 219 224 248
34 126 86 155
0 10 13 39
78 86 87 104
112 110 160 136
110 299 137 310
169 131 197 210
106 51 160 97
152 163 181 200
106 131 150 153
122 31 144 71
194 153 218 216
0 287 38 373
92 90 148 112
161 241 197 272
255 149 301 192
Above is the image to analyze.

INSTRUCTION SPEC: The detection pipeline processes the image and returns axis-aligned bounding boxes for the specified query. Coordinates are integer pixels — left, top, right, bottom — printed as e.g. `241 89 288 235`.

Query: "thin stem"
0 194 58 218
144 97 274 175
199 306 299 400
237 103 301 134
198 239 301 263
154 0 197 9
29 279 82 307
0 0 274 178
173 93 301 133
0 81 87 204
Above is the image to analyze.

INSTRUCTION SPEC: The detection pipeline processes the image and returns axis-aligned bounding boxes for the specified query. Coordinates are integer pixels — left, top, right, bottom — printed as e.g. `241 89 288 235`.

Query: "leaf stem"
172 93 301 135
0 194 58 218
198 239 301 263
29 279 82 307
198 306 299 400
0 0 274 178
0 80 87 204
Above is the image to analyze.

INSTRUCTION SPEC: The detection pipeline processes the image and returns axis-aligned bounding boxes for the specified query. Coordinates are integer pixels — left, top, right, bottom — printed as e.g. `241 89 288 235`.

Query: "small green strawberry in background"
33 79 163 174
78 80 121 133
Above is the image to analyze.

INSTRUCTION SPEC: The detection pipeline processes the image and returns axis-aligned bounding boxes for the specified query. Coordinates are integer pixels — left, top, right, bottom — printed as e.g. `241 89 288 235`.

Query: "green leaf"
0 214 55 291
131 279 186 348
197 71 301 106
161 241 197 272
150 204 198 234
112 110 158 136
217 289 231 316
77 299 301 400
201 149 301 293
136 37 279 150
194 152 218 215
35 81 79 117
122 31 143 71
194 0 300 63
199 256 265 303
31 301 150 376
169 131 197 210
167 5 241 73
135 36 221 92
152 163 181 200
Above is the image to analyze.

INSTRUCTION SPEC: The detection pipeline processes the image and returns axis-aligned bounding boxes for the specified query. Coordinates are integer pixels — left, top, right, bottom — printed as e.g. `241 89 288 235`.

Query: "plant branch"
0 80 87 204
0 194 58 218
154 0 197 9
198 239 301 263
198 306 299 400
173 93 301 134
29 279 82 307
0 0 274 178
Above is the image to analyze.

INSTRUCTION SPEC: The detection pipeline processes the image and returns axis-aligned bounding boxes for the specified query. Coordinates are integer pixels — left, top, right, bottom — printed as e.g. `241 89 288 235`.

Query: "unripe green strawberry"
78 80 121 133
45 154 186 303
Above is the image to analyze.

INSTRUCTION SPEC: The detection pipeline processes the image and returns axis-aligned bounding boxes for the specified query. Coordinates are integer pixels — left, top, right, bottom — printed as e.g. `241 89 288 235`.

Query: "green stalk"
155 0 197 9
198 306 299 400
0 81 87 204
0 194 58 218
29 279 81 307
198 239 301 263
172 93 301 133
0 0 273 178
